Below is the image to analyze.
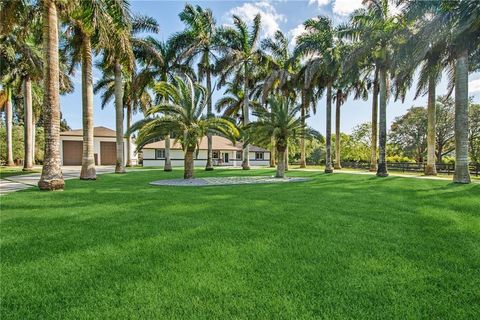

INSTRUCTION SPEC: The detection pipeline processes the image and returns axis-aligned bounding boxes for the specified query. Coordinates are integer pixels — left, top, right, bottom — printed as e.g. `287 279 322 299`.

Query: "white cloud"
308 0 331 6
332 0 363 16
288 24 306 48
226 1 286 38
469 79 480 93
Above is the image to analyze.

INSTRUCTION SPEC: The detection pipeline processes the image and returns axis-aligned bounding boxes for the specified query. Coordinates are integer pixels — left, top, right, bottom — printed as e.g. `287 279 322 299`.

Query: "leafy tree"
246 96 318 178
215 14 263 170
128 76 238 179
469 103 480 163
389 107 427 162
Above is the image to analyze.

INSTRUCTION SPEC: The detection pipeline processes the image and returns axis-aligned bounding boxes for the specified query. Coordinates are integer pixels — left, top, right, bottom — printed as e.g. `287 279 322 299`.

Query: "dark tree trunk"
184 148 195 179
370 68 379 172
425 74 437 175
114 60 125 174
334 89 342 170
5 87 14 166
453 49 471 183
300 89 307 168
23 77 34 171
276 146 286 178
205 61 213 171
325 82 333 173
126 103 132 167
376 67 388 177
242 63 250 170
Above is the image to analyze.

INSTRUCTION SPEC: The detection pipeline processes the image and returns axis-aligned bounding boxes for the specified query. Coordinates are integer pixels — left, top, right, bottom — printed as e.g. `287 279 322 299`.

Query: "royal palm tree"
134 36 193 171
295 16 341 173
128 76 239 179
340 1 404 177
246 96 318 178
216 14 263 170
173 4 218 171
400 0 479 183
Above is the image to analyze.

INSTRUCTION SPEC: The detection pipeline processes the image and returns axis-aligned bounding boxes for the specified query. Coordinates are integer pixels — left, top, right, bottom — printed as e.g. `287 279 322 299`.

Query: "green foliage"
0 125 45 164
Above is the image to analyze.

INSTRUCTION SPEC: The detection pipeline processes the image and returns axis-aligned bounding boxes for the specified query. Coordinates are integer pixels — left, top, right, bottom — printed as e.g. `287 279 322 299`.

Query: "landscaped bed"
1 169 479 319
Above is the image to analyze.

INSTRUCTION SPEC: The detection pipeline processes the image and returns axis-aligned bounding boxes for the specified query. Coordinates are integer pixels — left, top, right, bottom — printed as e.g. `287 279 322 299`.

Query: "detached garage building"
60 126 136 166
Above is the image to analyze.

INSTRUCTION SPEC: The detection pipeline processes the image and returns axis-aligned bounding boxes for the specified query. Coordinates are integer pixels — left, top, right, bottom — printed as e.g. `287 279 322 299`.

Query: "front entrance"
223 152 229 163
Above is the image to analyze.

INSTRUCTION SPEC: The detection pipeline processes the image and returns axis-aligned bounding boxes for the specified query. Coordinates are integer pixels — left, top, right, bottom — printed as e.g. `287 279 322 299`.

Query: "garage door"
63 141 83 165
100 142 116 165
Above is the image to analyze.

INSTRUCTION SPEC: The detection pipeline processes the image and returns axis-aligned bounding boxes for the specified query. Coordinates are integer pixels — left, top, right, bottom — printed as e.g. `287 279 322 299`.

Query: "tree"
216 14 263 170
389 107 427 162
402 0 480 183
340 0 404 177
246 96 318 178
134 36 191 171
295 16 342 173
174 4 218 171
128 76 239 179
469 103 480 163
435 96 455 162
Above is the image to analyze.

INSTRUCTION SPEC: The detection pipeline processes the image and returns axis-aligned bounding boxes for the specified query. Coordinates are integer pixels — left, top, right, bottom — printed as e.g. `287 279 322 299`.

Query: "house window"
236 151 242 160
155 149 165 159
212 151 220 159
255 152 264 160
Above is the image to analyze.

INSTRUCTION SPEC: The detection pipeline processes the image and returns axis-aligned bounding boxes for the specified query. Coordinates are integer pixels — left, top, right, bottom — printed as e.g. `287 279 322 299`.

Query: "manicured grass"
0 166 40 179
1 169 479 319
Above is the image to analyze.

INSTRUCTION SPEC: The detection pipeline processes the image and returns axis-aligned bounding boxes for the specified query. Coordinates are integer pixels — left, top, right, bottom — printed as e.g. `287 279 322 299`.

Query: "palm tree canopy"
127 76 239 151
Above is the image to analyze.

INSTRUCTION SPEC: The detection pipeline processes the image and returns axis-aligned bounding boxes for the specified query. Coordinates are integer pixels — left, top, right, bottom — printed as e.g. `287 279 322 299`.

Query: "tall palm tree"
340 1 404 177
401 0 479 183
247 95 318 178
38 0 66 190
134 36 193 171
216 14 263 170
63 0 130 179
295 16 341 173
100 13 157 174
173 4 218 171
128 76 239 179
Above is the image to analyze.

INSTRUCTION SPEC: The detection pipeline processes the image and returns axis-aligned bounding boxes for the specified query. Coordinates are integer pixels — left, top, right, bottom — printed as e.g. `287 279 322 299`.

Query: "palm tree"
63 0 130 180
173 4 218 171
400 0 479 183
128 76 239 179
38 0 66 190
295 16 341 173
340 1 404 177
216 14 263 170
247 95 318 178
134 36 193 171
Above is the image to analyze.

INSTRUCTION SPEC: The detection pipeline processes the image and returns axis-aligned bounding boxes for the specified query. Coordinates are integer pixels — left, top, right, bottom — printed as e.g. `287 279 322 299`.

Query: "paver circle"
149 176 310 187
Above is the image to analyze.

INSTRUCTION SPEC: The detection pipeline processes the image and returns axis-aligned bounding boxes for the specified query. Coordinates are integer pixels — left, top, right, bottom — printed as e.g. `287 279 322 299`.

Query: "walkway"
0 166 115 196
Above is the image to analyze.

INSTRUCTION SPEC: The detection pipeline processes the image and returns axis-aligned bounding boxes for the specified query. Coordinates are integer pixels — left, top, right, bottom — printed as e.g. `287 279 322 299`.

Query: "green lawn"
0 166 40 179
1 169 479 319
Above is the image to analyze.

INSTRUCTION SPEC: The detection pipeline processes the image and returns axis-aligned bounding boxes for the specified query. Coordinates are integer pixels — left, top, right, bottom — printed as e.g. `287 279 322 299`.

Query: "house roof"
143 135 269 152
60 126 117 138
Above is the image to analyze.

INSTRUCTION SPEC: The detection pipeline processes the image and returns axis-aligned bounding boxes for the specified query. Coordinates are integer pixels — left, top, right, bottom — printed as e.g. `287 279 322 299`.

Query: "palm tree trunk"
376 67 388 177
370 68 379 172
114 60 125 173
5 87 14 166
164 134 172 171
32 116 36 164
334 90 342 170
276 146 286 178
80 35 96 180
425 75 437 175
205 63 213 171
38 0 64 190
126 102 132 167
269 140 275 168
300 89 306 168
242 62 250 170
453 50 471 183
325 82 333 173
285 145 289 171
184 147 195 179
23 77 33 171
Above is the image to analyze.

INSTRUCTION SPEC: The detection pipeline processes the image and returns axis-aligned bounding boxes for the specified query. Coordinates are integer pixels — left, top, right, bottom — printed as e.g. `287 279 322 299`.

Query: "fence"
339 161 480 176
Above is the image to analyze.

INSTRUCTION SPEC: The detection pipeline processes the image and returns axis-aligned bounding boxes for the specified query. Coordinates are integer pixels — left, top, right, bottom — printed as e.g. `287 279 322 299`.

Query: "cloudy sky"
60 0 480 134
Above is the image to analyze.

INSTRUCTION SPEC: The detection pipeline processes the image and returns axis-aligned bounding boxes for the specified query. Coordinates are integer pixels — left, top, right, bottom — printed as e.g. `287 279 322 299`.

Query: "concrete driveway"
0 166 116 195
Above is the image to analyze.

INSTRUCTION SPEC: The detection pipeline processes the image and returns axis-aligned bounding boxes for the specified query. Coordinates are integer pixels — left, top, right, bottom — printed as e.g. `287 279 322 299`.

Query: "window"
155 149 165 159
212 151 220 159
236 151 242 160
255 152 264 160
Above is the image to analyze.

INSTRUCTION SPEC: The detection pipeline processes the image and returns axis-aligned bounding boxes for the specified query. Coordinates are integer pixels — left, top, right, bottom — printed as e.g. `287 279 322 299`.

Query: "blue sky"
60 0 480 133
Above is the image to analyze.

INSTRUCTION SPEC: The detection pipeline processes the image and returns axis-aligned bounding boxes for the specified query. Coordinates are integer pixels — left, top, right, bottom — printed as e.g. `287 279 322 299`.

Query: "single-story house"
60 126 137 166
142 135 270 167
